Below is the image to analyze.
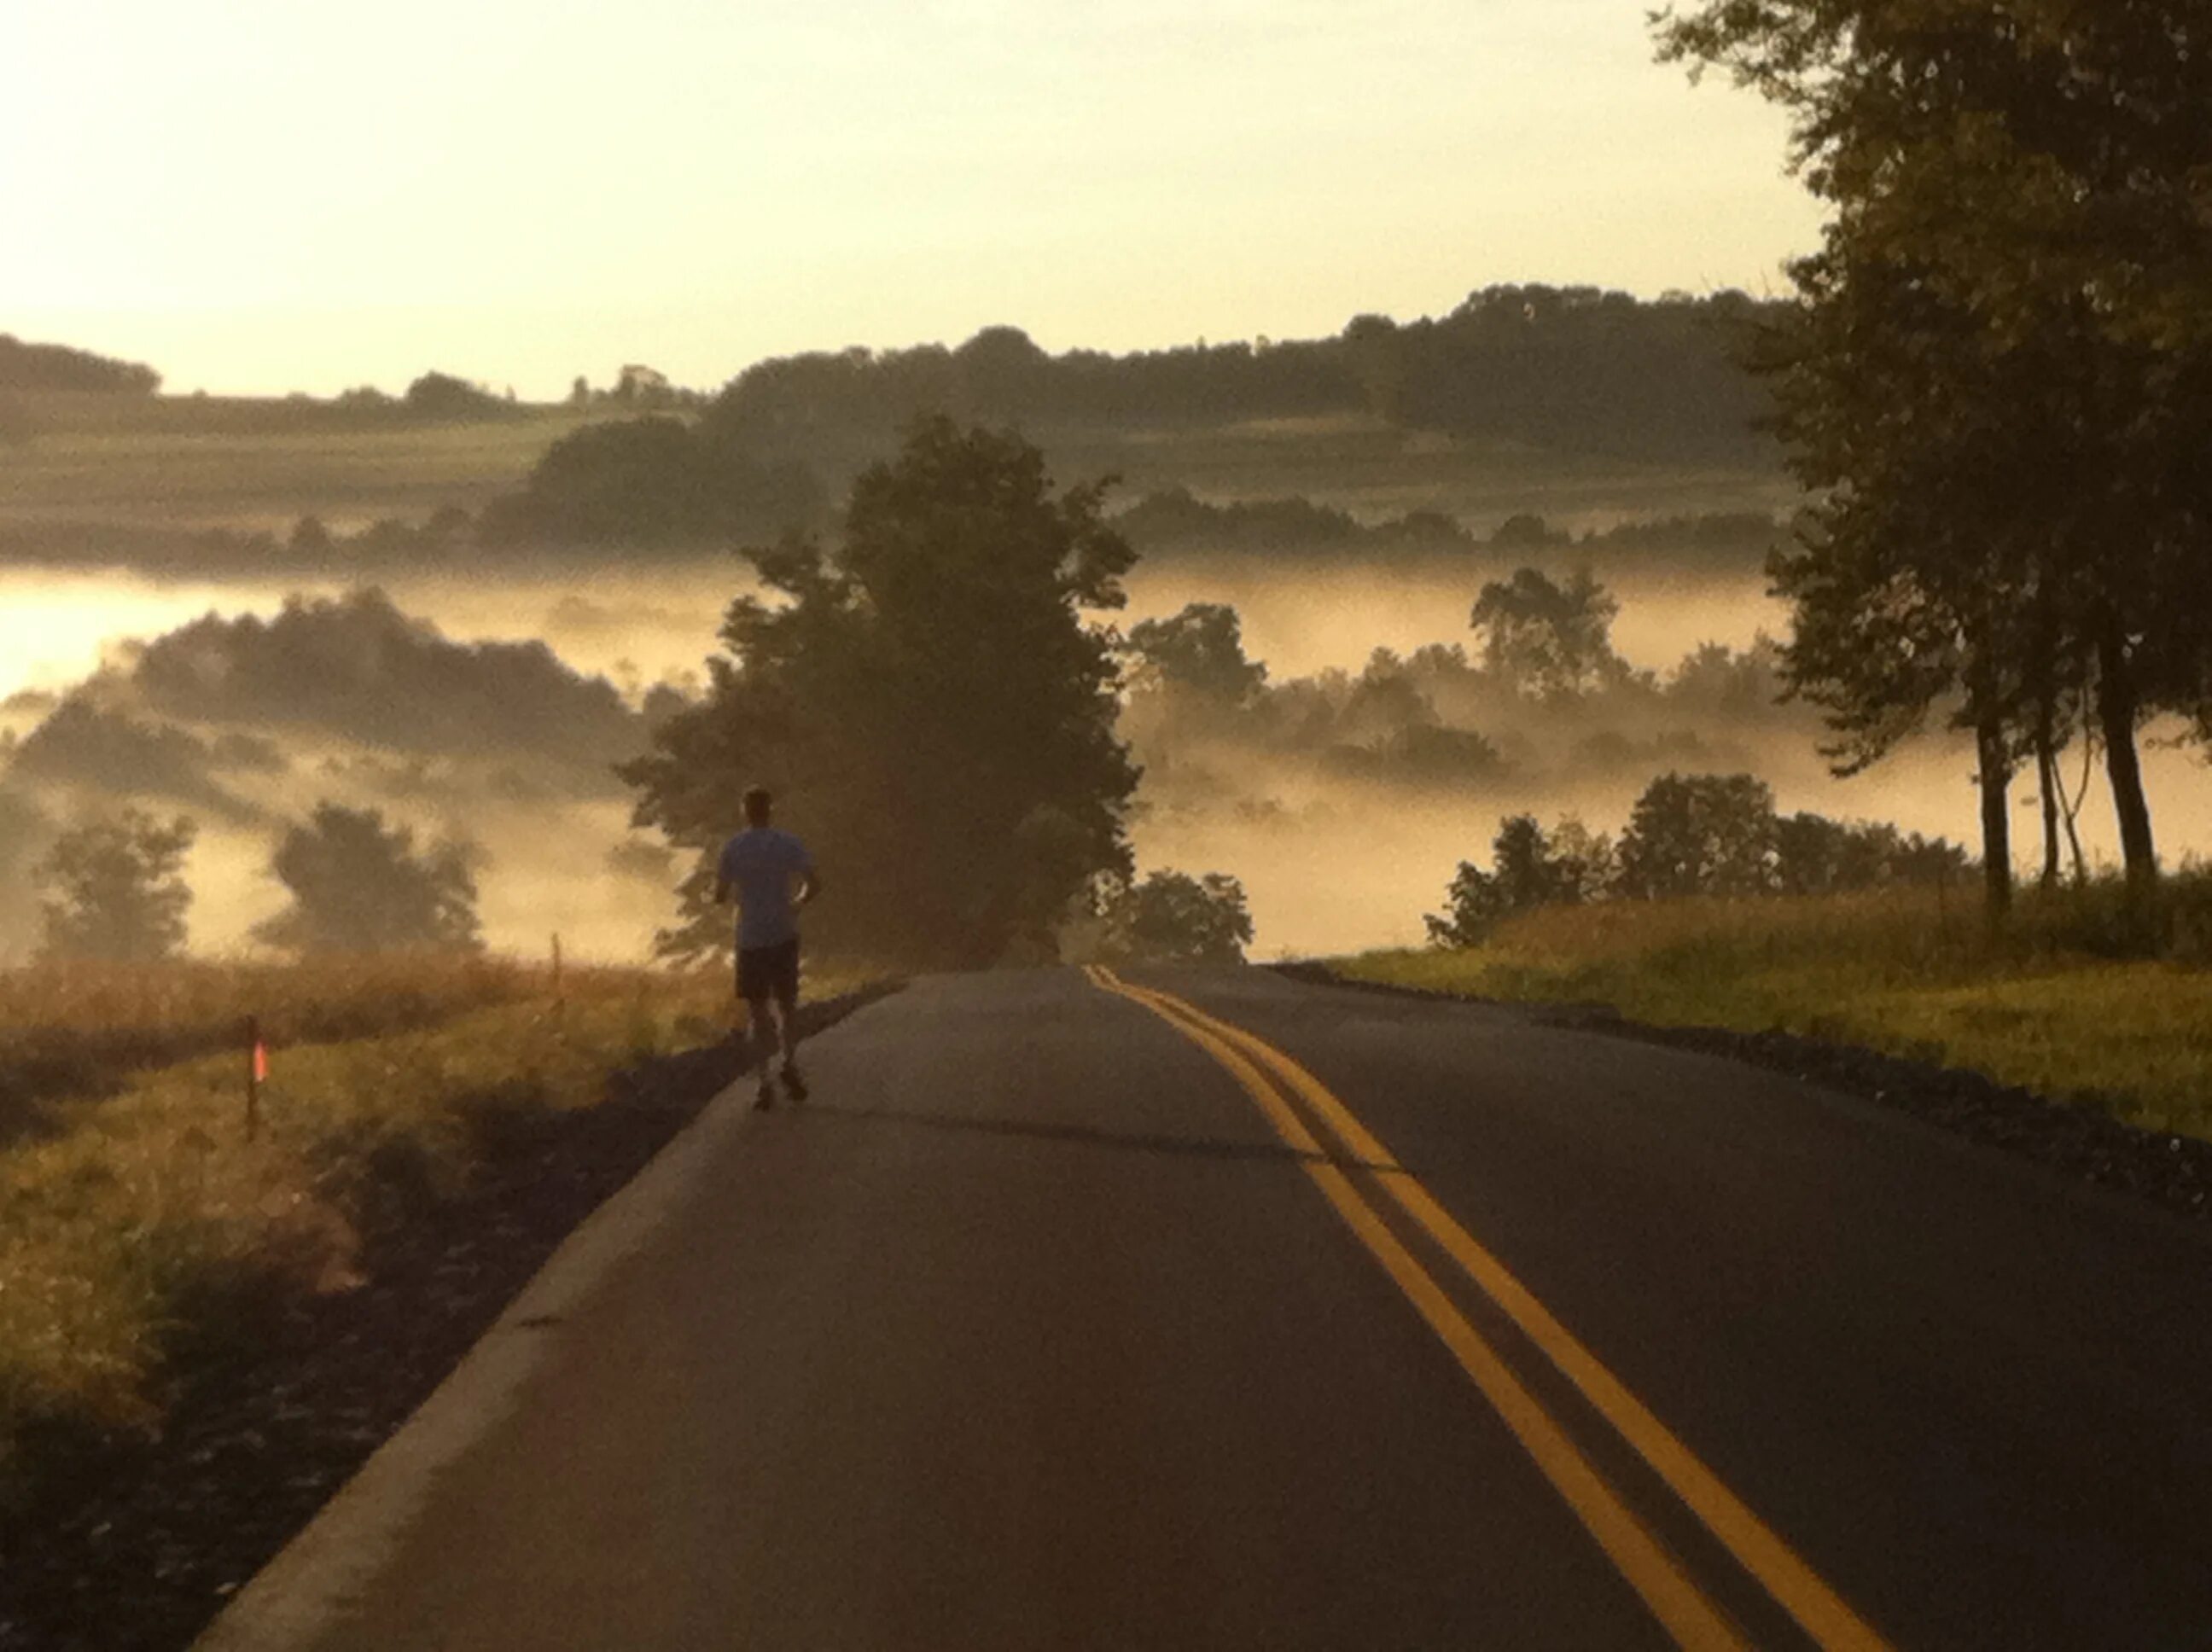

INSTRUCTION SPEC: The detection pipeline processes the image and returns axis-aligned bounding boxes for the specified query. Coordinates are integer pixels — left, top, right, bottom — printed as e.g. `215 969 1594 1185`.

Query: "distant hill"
0 334 160 394
704 286 1784 466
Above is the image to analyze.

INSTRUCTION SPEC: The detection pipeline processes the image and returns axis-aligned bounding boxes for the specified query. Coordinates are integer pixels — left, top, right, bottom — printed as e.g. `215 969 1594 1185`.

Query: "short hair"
742 787 773 823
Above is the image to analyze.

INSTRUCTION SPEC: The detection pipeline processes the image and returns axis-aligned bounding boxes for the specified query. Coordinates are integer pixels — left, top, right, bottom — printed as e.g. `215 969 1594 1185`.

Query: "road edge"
190 983 902 1652
1269 961 2212 1234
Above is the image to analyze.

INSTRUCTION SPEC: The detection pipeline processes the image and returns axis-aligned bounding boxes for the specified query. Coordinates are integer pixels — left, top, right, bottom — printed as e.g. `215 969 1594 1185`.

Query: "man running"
713 787 820 1110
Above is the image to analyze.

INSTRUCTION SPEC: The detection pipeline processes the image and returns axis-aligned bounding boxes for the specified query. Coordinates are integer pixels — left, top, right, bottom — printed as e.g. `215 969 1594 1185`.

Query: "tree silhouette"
624 417 1140 968
34 811 196 963
254 803 480 955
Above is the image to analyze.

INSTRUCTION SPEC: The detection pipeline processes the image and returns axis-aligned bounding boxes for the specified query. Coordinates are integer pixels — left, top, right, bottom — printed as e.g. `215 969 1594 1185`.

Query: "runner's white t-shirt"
718 828 814 951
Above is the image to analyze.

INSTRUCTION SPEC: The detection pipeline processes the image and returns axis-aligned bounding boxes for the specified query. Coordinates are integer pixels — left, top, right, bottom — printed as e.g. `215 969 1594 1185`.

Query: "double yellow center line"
1084 965 1891 1652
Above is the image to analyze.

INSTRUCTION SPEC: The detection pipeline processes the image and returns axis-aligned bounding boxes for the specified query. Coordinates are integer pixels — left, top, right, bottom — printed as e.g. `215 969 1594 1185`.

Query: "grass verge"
0 957 873 1504
1334 887 2212 1142
0 953 561 1141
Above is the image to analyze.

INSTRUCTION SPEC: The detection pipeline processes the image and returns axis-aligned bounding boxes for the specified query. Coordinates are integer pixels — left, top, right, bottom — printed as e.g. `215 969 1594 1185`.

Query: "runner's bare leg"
746 993 778 1073
773 987 800 1069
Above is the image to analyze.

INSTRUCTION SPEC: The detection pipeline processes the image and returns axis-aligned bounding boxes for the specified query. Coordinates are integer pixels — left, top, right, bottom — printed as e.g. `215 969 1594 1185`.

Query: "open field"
0 398 603 533
0 953 867 1502
1335 883 2212 1141
0 394 1793 550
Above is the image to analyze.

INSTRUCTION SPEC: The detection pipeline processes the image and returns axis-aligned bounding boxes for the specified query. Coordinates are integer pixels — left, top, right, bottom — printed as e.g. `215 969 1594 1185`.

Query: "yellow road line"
1084 965 1750 1651
1103 968 1895 1652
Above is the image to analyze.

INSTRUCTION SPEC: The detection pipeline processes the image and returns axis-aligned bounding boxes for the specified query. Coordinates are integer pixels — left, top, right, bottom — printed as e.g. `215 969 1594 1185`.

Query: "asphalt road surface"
204 967 2212 1651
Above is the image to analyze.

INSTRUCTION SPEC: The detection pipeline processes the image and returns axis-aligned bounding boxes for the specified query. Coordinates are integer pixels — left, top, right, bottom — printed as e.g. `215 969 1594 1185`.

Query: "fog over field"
7 522 2207 964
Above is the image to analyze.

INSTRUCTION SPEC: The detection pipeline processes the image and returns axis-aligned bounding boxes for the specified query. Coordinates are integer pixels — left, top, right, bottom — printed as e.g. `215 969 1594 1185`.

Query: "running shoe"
781 1062 809 1102
754 1073 777 1111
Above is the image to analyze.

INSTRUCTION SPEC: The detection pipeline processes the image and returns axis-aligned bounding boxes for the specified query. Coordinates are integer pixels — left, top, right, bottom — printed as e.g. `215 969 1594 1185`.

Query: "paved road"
206 968 2212 1650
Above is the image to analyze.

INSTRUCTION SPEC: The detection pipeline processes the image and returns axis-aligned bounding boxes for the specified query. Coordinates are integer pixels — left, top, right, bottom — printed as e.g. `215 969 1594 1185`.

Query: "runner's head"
742 786 773 828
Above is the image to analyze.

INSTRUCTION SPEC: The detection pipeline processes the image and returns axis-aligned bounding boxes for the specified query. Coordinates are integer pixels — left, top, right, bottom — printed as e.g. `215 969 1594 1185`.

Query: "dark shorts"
736 936 801 1004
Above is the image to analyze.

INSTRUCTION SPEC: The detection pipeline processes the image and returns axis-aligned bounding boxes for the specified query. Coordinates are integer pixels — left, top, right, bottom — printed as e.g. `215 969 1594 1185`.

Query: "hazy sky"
5 0 1823 398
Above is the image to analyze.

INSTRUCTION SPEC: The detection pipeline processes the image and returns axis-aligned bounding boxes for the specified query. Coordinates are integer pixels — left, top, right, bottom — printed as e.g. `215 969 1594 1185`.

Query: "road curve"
201 967 2212 1651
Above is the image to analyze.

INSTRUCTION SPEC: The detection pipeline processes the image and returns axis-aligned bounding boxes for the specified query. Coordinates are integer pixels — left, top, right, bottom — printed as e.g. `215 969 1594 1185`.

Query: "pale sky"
3 0 1824 398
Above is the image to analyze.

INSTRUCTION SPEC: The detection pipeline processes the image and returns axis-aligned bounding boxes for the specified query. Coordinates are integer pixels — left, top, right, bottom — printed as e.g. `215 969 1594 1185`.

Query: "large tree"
1656 1 2212 916
624 417 1141 969
1756 245 2069 920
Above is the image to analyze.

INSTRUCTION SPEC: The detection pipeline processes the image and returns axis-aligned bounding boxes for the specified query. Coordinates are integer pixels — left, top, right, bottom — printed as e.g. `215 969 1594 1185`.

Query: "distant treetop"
403 371 512 420
0 334 160 394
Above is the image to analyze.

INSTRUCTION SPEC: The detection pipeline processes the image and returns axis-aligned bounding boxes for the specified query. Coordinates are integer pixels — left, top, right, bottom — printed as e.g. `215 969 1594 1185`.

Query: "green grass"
1335 887 2212 1140
0 953 870 1495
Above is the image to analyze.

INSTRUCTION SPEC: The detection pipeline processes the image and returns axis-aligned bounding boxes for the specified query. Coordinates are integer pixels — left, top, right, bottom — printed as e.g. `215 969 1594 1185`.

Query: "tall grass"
1337 876 2212 1140
1 953 556 1137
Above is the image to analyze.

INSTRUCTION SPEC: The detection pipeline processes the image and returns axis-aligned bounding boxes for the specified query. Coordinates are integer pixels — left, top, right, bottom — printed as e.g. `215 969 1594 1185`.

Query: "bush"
1094 870 1254 965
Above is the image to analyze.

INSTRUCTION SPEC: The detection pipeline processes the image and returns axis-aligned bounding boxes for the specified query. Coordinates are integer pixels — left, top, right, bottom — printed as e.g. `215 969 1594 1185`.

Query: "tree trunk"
2062 697 2094 887
1976 714 2014 927
2096 630 2160 906
2035 716 2062 893
2062 764 2090 887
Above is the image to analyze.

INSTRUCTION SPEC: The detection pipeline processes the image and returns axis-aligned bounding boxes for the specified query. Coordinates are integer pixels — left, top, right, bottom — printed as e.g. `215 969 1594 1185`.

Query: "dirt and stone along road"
200 969 2212 1650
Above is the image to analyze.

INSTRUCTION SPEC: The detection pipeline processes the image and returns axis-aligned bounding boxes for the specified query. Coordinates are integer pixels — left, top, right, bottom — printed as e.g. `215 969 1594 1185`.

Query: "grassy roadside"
1333 888 2212 1142
1 954 561 1139
0 957 870 1504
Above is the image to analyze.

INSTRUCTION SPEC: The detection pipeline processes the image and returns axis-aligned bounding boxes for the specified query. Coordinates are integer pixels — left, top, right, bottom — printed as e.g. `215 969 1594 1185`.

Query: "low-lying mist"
6 539 2209 964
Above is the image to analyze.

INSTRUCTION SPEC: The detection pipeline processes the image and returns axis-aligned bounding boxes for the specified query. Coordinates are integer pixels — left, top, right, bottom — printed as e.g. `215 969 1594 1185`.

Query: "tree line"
1655 2 2212 936
1115 488 1784 571
700 289 1784 463
0 334 160 395
1346 288 1778 462
1425 779 1971 946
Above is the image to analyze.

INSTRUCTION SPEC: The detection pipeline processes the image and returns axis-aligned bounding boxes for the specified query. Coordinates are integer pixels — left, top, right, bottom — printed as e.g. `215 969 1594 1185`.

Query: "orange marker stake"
246 1015 266 1141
